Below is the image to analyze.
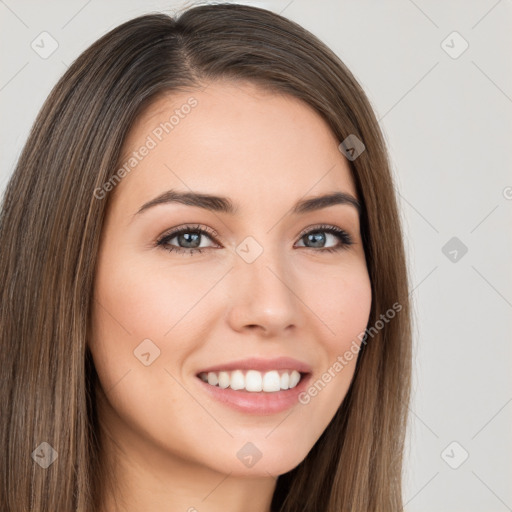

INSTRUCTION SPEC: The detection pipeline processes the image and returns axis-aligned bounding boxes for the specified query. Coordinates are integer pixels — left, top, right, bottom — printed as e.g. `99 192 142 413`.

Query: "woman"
0 3 412 511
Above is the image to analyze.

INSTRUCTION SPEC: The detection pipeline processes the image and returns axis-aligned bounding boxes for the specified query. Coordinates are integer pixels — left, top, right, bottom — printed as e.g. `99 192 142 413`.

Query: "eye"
156 224 219 256
295 224 354 253
156 223 354 256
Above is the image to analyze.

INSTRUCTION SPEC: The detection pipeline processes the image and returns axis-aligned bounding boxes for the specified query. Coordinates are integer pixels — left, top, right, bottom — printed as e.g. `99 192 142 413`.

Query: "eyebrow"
134 189 362 218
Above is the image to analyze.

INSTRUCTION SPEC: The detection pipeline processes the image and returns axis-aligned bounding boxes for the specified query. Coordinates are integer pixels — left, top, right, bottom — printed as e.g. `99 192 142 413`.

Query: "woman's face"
90 80 372 479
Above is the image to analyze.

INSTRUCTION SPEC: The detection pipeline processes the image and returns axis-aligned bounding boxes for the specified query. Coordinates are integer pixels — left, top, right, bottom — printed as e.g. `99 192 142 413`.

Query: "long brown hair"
0 4 412 511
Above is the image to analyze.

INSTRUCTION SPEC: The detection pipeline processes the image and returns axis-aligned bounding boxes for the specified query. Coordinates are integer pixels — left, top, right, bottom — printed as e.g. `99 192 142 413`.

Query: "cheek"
303 259 372 349
88 247 173 386
92 249 210 342
89 247 225 391
88 250 201 432
294 261 371 427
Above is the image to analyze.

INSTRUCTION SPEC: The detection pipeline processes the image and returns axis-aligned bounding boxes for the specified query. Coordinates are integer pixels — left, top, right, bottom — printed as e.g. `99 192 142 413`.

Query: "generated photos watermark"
93 96 198 200
298 301 402 404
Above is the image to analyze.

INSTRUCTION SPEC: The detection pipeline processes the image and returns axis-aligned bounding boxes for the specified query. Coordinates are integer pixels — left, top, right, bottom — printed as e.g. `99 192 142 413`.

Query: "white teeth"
245 370 262 392
263 370 281 392
230 370 245 390
280 372 289 390
289 370 301 388
218 371 230 389
198 369 303 392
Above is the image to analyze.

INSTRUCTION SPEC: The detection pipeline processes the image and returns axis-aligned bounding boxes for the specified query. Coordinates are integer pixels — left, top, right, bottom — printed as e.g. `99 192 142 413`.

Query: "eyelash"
155 223 354 256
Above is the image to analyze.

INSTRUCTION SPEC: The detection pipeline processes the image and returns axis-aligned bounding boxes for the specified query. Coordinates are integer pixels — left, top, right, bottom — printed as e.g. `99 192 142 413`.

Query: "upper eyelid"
296 224 349 238
158 224 219 243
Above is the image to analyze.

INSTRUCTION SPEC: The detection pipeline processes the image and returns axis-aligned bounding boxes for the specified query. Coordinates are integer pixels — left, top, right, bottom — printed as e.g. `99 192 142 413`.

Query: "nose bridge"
226 234 300 333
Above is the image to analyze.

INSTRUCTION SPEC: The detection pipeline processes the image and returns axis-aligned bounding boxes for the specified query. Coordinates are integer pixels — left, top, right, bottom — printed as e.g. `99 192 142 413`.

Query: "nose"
225 243 301 337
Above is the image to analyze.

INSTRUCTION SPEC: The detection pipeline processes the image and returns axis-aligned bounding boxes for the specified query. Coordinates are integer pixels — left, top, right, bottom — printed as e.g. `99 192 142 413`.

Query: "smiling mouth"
197 369 307 393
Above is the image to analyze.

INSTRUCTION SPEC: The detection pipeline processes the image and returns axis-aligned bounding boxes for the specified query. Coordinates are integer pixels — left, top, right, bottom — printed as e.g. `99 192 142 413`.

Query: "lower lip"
195 373 312 415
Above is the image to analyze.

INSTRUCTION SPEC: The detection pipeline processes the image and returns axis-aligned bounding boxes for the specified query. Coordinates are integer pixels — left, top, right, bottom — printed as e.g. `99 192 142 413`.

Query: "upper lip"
196 357 313 375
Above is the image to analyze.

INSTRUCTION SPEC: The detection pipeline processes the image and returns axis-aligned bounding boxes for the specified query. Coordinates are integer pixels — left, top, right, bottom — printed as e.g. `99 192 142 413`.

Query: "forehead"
110 80 357 214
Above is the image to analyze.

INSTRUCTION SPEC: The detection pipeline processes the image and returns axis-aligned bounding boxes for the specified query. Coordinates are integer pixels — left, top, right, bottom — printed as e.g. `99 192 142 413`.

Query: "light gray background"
1 1 511 510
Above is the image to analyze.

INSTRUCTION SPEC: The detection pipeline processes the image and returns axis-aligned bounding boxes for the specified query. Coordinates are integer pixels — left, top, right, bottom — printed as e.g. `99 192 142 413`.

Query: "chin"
212 442 311 478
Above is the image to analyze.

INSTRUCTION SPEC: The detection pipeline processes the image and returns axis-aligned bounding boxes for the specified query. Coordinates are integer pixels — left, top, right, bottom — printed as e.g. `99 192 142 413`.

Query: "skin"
89 80 372 512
